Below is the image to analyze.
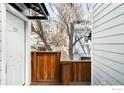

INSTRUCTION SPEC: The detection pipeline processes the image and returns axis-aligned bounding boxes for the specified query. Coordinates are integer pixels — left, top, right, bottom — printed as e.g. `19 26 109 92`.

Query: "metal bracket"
22 83 25 86
5 65 7 74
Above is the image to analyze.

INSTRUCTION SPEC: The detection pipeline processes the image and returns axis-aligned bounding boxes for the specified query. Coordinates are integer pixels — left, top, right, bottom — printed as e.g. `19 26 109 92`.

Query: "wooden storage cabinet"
31 52 61 84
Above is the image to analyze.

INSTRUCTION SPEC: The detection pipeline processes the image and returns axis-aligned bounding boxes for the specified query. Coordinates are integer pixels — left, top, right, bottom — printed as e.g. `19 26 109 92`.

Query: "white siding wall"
92 3 124 85
0 4 2 85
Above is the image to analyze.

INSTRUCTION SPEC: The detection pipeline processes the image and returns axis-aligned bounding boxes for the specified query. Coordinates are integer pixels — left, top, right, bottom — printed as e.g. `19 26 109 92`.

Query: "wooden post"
31 52 37 81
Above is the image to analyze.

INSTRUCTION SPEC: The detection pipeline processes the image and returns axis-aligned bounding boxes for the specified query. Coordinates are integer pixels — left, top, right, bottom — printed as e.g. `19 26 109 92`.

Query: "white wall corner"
1 3 7 85
25 20 31 85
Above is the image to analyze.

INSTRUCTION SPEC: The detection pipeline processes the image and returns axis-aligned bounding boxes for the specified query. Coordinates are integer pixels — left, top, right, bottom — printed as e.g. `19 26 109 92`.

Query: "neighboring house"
73 20 92 59
92 3 124 85
0 3 49 85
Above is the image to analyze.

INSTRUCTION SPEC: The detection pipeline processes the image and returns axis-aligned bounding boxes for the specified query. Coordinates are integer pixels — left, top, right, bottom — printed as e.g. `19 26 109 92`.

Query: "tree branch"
31 21 52 51
72 36 84 47
31 23 41 35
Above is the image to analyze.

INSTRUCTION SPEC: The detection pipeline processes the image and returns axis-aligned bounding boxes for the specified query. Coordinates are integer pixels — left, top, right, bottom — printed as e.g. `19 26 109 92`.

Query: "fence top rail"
60 60 91 63
31 51 61 54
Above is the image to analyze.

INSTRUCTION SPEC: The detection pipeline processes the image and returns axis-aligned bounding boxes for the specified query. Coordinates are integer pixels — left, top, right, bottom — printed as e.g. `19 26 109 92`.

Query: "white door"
6 12 25 85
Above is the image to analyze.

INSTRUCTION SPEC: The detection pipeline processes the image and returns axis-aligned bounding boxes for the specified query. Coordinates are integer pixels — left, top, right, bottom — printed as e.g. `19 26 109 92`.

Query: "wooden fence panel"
60 61 91 85
72 62 91 83
31 52 61 84
61 62 72 85
31 52 37 81
31 52 91 85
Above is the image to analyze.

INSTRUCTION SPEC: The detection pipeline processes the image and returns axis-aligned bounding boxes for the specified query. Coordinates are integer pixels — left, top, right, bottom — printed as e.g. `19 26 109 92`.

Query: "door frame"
1 3 31 85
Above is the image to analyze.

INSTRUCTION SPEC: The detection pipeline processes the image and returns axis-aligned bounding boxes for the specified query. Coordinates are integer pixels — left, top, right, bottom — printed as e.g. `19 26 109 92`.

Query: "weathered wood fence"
61 61 91 85
31 52 91 85
31 52 61 84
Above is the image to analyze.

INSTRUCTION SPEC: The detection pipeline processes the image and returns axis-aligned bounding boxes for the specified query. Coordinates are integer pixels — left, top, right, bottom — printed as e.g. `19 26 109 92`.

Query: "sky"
45 3 58 19
46 3 92 14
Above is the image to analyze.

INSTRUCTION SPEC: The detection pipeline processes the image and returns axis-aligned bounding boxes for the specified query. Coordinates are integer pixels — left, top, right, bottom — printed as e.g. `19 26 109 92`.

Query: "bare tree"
31 12 67 51
31 20 52 51
31 4 92 60
50 31 67 50
51 3 85 60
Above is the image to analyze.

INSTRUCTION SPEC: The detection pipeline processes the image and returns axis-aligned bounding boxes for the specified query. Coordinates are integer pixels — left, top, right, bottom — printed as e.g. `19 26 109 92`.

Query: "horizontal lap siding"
93 3 103 13
93 44 124 54
0 4 1 85
92 3 124 85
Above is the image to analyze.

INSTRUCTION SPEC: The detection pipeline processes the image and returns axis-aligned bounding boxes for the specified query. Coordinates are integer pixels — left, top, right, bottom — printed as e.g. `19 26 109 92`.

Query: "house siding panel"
92 3 124 85
93 3 103 13
0 3 1 85
94 3 121 23
93 3 110 17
